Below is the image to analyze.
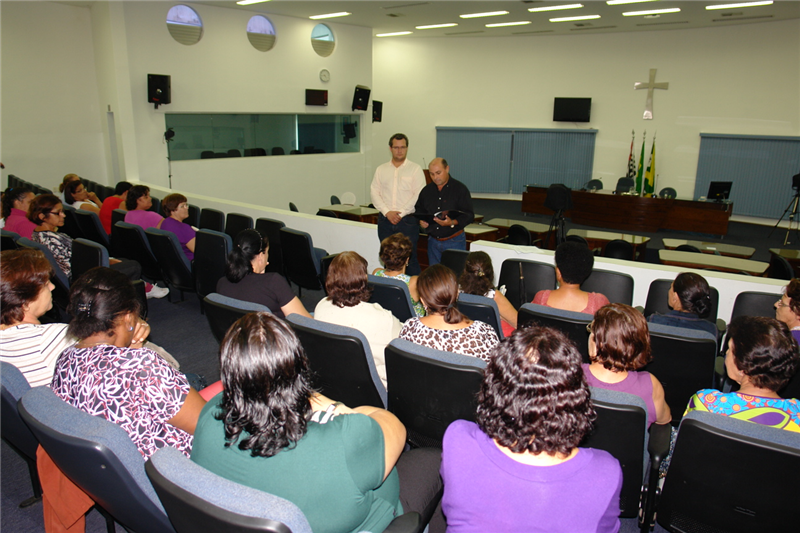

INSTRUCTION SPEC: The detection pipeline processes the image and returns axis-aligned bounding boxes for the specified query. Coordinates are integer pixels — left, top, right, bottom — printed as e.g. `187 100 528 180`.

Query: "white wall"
372 20 800 199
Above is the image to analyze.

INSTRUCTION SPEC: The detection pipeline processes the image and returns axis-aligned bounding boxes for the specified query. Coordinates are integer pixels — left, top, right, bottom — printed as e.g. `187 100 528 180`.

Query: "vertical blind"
695 133 800 219
436 127 597 194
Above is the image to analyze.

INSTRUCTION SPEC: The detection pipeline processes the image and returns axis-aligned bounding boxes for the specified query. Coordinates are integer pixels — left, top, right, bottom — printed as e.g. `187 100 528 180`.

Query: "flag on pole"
635 133 646 195
644 138 656 196
626 131 636 180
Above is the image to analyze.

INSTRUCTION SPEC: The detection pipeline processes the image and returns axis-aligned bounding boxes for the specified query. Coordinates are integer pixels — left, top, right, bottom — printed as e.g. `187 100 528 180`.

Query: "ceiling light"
460 11 509 19
606 0 657 5
550 15 601 22
309 12 351 20
376 31 413 37
486 21 532 27
529 4 584 12
236 0 271 5
623 8 681 16
706 1 773 9
416 23 458 29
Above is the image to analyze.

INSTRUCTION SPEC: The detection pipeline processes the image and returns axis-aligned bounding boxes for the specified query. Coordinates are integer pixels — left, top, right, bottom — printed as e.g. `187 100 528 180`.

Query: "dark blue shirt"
648 310 718 337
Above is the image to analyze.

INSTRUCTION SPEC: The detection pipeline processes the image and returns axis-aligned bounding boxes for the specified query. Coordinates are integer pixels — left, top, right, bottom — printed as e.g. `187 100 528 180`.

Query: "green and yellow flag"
644 139 655 196
635 136 645 195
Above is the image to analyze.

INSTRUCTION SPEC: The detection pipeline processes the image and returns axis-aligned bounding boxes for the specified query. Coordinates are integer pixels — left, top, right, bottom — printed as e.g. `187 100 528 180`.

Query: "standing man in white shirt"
370 133 426 275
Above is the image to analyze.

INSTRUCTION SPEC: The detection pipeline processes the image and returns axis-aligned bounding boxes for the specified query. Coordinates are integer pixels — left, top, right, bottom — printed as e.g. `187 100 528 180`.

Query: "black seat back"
498 259 556 310
199 208 225 233
367 275 416 323
518 303 592 363
581 269 634 306
255 218 285 277
74 209 110 248
194 230 232 302
440 249 470 277
643 278 719 325
224 213 253 240
114 222 163 283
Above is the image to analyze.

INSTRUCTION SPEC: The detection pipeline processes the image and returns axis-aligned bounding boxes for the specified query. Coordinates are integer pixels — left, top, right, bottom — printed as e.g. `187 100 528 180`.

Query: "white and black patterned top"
398 318 499 362
50 344 193 459
32 230 73 278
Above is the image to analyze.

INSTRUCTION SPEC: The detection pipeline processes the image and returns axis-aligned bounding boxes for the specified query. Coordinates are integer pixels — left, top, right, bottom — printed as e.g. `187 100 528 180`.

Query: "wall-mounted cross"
634 68 669 120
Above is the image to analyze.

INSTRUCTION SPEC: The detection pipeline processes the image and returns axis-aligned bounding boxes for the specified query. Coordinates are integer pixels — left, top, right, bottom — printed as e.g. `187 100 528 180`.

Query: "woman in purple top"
2 186 37 239
774 279 800 345
441 326 622 533
123 185 163 230
160 193 196 261
584 303 671 427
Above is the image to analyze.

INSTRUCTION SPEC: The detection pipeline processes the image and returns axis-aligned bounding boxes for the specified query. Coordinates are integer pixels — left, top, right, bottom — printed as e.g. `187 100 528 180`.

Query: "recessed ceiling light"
486 21 532 27
236 0 271 5
376 31 413 37
460 11 509 19
550 15 602 22
606 0 657 5
309 12 351 20
706 1 773 9
529 4 584 12
416 23 459 29
623 8 681 16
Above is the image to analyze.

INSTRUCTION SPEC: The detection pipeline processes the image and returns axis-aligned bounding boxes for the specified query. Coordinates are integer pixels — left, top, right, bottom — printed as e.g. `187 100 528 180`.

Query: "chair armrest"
647 422 672 470
383 512 422 533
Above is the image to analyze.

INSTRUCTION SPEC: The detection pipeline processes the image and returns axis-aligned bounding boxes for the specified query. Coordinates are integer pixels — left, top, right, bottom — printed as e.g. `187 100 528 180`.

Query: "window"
311 23 335 57
247 15 276 52
166 5 203 46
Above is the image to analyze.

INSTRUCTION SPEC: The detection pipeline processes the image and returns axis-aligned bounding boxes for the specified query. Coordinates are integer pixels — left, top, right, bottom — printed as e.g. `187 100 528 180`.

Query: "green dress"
373 269 426 317
191 394 403 533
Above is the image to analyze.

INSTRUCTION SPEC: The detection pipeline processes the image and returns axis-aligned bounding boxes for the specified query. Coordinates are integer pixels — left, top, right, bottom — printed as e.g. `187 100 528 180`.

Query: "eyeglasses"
586 322 594 334
776 299 791 308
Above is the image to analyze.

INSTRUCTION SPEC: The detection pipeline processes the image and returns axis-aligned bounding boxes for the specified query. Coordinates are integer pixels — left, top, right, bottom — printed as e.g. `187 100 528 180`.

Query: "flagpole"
638 130 646 196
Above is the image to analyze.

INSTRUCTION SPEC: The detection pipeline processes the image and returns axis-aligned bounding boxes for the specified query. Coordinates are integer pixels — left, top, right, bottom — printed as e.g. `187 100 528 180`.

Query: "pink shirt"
124 209 163 230
532 290 610 315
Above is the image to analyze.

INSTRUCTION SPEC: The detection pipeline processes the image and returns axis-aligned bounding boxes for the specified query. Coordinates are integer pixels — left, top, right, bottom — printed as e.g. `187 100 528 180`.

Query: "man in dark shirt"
415 158 474 266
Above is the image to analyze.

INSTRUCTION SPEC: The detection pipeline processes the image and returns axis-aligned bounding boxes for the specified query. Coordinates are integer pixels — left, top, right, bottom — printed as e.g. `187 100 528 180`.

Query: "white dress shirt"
370 158 426 218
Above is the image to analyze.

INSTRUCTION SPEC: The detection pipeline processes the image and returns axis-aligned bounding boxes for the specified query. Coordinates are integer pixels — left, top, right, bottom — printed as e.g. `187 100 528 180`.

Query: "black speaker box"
147 74 171 107
352 85 370 111
372 101 383 122
306 89 328 106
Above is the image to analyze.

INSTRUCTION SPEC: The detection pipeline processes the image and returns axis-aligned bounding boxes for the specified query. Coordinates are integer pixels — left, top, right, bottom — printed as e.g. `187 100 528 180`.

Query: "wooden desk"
659 250 768 276
485 218 551 243
568 229 649 261
318 205 379 224
769 248 800 278
521 186 733 236
664 239 755 259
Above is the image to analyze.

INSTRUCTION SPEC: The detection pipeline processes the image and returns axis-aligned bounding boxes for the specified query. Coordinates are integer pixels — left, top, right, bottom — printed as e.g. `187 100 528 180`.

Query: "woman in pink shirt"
123 185 163 230
2 186 37 239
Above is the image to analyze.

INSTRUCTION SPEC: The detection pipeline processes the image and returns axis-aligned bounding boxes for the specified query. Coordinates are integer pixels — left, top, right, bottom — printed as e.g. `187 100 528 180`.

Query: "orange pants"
36 446 94 533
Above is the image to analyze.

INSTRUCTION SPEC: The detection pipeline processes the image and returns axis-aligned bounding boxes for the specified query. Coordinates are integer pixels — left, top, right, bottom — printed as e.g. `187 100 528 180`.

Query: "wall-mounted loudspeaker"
372 101 383 123
306 89 328 106
352 85 371 111
148 74 171 109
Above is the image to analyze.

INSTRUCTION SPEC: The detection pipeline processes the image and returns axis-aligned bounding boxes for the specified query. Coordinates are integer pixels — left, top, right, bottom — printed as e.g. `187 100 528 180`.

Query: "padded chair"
653 411 800 533
643 279 720 327
586 179 603 191
316 209 338 218
603 239 634 260
199 208 225 233
289 202 298 212
0 362 42 508
659 187 677 199
456 293 504 339
518 303 592 363
146 228 194 302
16 238 71 318
145 446 313 533
115 222 164 285
1 228 21 250
581 269 634 306
279 228 327 296
60 204 85 239
615 177 635 194
319 253 339 294
255 218 285 277
18 386 176 533
74 208 110 248
111 207 127 228
224 212 253 240
227 149 241 157
675 244 701 253
194 229 233 307
385 338 486 448
565 234 590 247
368 274 417 323
730 291 780 320
504 224 533 246
271 147 285 155
498 259 556 310
769 254 795 280
330 195 341 205
583 387 671 520
645 323 718 425
201 151 215 159
149 196 162 216
71 237 110 281
287 314 386 409
186 204 200 229
440 249 470 277
244 148 266 157
203 293 270 344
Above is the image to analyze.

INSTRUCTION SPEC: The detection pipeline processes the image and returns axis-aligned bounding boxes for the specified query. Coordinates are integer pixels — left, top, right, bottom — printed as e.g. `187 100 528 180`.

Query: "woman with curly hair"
459 251 518 337
373 232 425 317
441 326 622 532
686 316 800 431
584 303 671 426
774 279 800 344
648 272 717 337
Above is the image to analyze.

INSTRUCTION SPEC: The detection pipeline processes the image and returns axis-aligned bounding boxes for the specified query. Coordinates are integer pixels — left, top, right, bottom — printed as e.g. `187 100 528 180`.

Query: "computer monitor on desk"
707 181 732 202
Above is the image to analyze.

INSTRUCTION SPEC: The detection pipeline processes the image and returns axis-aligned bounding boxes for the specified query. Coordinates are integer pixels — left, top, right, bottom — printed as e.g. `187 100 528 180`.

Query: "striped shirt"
0 323 74 387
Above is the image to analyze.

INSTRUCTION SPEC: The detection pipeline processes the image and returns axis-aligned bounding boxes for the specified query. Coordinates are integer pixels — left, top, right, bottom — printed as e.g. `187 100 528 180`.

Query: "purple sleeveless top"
582 364 657 427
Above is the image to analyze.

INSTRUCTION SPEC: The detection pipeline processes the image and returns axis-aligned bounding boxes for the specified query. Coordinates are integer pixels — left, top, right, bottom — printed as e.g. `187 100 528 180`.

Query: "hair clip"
76 303 92 315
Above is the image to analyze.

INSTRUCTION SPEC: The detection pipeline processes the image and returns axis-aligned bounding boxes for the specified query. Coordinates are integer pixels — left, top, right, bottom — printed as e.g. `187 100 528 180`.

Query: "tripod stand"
769 187 800 245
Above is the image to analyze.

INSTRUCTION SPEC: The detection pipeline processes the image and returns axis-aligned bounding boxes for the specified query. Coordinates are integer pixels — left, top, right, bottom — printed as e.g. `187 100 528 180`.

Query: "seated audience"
775 279 800 344
315 251 402 385
0 249 74 387
160 193 196 261
123 185 163 230
459 251 517 337
64 179 101 214
217 229 311 320
1 186 36 239
99 181 132 234
441 326 622 532
686 316 799 430
533 241 609 314
584 303 671 426
399 263 499 361
56 173 81 203
50 267 206 458
373 233 425 317
648 272 717 337
191 312 441 533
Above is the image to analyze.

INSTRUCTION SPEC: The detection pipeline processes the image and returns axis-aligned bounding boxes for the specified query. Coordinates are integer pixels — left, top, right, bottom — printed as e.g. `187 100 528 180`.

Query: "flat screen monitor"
553 97 591 123
707 181 732 201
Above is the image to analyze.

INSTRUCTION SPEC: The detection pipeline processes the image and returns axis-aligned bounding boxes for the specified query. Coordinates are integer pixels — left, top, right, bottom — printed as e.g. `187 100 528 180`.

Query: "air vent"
637 20 689 27
720 12 744 17
386 13 404 18
570 25 617 31
382 2 428 9
713 15 773 22
573 22 592 27
444 30 485 35
513 30 555 35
